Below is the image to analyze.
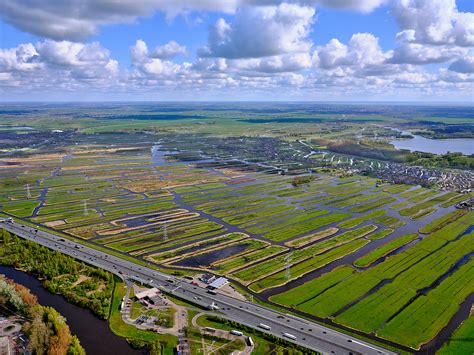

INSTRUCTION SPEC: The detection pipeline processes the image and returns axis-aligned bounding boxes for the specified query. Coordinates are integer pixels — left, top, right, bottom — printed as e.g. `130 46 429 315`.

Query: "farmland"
0 108 473 353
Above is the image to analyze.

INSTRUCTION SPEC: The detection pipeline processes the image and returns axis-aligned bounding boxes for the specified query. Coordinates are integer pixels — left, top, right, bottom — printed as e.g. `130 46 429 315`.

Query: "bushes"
0 230 113 319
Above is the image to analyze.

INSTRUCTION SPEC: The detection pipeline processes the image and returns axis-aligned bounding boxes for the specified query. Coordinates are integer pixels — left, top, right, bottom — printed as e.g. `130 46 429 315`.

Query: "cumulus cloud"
313 33 391 72
0 0 241 41
393 0 474 46
0 0 390 42
200 3 315 59
389 43 466 65
130 40 182 76
0 40 118 91
152 41 187 59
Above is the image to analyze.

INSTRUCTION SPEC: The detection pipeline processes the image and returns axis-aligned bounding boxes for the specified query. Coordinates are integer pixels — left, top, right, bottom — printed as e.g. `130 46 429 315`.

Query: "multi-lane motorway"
1 220 396 355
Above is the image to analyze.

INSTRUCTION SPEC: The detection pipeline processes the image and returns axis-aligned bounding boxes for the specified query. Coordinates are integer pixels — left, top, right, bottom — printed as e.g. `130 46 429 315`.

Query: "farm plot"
377 257 474 349
146 232 249 264
249 238 369 292
398 191 460 217
350 197 397 213
232 225 376 286
103 220 225 253
353 234 419 268
271 213 472 322
172 238 269 269
212 245 287 274
270 265 356 307
284 227 338 248
338 210 386 229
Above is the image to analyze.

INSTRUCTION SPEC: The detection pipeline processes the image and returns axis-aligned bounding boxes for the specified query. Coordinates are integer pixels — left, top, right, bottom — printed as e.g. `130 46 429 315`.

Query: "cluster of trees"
408 152 473 170
315 138 409 163
0 275 85 355
127 338 166 354
0 230 113 319
292 175 318 187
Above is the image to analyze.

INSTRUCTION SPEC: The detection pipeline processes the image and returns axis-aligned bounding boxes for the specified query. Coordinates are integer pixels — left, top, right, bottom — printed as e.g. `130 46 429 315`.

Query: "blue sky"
0 0 473 101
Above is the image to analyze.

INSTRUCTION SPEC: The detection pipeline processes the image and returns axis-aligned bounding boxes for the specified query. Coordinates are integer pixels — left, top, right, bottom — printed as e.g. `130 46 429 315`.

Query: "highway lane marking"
3 222 394 355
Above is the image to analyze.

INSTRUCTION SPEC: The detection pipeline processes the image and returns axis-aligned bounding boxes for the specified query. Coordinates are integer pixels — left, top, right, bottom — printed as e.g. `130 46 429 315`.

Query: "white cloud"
0 40 118 92
130 40 182 76
313 33 391 71
152 41 187 59
0 0 244 41
393 0 474 46
389 43 466 65
0 0 389 41
0 44 41 72
195 3 314 59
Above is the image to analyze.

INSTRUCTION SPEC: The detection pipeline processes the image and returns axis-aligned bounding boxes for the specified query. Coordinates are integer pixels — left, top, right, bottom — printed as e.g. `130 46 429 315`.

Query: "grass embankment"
338 210 385 229
233 225 375 286
0 229 113 319
437 315 474 355
419 210 467 234
353 234 419 268
269 215 474 349
109 280 177 352
399 191 460 217
195 315 319 355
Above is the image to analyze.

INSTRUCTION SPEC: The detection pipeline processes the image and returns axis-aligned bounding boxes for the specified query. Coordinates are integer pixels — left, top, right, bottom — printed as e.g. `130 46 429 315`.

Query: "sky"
0 0 473 102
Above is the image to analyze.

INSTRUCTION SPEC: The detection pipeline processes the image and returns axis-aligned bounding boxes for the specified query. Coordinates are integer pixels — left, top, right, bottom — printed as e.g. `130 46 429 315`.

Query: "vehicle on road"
258 323 271 330
283 333 297 340
246 336 254 346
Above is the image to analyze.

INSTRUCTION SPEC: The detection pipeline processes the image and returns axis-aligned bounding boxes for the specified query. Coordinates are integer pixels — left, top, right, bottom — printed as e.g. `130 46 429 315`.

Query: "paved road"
1 220 396 355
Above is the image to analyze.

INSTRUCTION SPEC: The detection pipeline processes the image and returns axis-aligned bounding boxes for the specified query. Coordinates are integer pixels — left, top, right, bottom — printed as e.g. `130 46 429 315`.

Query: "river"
0 265 141 355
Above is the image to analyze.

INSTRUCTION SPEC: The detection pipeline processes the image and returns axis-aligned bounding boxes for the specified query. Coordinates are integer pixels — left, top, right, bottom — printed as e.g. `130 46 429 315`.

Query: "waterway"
388 128 474 155
0 265 141 355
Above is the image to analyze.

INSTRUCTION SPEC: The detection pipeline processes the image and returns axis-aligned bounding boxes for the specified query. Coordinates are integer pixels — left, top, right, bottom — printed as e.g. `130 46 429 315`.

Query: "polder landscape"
1 102 473 354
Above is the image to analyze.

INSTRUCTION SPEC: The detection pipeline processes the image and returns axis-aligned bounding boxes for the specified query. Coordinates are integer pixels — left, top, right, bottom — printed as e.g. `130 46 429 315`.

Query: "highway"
1 220 396 355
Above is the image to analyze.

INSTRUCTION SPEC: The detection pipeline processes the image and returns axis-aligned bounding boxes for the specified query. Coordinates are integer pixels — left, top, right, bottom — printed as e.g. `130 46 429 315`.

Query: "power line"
83 200 89 216
285 252 292 281
162 221 168 241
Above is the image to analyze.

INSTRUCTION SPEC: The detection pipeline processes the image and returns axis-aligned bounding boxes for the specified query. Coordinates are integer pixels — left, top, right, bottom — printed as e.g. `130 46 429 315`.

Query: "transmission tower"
26 184 32 199
83 200 89 216
285 252 292 281
162 221 168 241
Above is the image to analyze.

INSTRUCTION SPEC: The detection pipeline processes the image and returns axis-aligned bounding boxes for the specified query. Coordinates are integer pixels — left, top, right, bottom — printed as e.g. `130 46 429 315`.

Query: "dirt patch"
44 220 66 227
72 275 90 287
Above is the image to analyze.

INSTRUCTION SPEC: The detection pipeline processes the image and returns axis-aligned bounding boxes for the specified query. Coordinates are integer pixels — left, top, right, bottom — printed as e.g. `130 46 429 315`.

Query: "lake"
389 129 473 155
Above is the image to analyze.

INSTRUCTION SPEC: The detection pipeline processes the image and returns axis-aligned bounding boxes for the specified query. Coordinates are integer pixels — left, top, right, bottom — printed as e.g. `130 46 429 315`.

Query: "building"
199 273 216 284
135 287 160 302
208 277 228 290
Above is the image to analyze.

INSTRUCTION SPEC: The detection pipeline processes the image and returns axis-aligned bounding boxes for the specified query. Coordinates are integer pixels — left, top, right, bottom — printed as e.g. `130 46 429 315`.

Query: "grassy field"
1 127 472 352
269 213 474 348
353 234 419 268
109 281 177 351
437 315 474 355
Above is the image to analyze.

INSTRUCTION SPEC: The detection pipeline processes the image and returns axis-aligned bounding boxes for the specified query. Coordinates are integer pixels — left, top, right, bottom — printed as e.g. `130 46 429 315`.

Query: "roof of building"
135 287 159 299
209 277 228 289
